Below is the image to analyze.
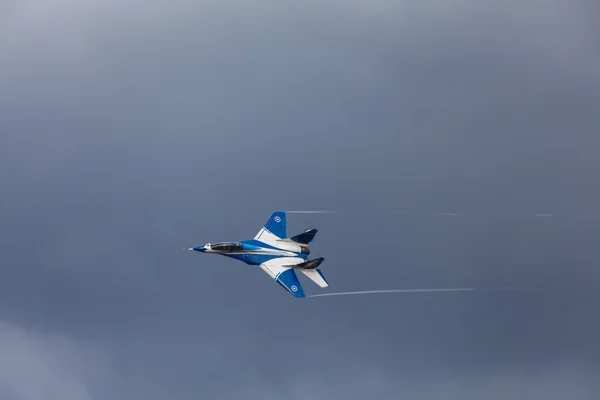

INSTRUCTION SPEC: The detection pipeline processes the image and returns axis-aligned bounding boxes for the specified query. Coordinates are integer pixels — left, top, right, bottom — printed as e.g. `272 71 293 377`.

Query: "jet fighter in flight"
188 211 327 298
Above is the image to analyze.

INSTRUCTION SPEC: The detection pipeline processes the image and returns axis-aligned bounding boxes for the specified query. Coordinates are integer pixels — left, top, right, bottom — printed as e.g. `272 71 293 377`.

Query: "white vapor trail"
283 210 587 218
286 210 340 214
284 210 571 217
307 286 517 298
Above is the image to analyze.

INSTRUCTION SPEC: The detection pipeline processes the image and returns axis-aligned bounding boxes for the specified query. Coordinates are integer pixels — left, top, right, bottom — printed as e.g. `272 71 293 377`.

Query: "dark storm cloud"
1 0 600 398
0 322 114 400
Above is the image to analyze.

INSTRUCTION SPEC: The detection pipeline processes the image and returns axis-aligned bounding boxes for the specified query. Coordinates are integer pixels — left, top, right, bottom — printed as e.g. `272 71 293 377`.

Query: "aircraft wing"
259 257 305 298
254 211 286 246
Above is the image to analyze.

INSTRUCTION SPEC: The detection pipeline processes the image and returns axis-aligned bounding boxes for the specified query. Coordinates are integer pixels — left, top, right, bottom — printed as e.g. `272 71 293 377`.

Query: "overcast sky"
1 0 600 399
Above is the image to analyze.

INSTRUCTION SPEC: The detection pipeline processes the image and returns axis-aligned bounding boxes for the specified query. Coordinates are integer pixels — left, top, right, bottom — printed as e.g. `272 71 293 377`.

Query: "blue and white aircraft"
188 211 327 298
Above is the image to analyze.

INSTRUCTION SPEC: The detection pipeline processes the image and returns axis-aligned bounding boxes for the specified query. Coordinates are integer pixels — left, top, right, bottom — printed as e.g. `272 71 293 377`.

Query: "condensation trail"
286 211 565 217
286 210 340 214
307 286 517 298
283 210 578 217
393 212 560 217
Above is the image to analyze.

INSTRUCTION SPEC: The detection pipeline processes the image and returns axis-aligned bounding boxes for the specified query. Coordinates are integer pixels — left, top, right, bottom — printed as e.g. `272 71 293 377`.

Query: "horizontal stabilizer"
289 229 318 245
300 268 329 288
287 257 325 270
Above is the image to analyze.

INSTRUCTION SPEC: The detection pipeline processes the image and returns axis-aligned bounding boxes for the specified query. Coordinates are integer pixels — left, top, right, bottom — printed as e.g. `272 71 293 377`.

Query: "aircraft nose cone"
191 246 206 252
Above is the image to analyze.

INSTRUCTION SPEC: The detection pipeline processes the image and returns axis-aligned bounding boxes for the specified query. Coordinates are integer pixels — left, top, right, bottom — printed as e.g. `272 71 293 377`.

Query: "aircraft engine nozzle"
300 246 310 255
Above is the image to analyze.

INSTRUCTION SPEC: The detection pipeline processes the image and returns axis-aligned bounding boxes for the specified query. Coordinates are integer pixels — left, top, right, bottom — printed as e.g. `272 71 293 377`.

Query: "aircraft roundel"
291 285 298 292
274 216 281 223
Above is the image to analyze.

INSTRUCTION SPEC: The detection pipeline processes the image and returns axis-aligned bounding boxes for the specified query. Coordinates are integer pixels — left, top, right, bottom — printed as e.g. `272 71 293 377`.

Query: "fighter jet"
188 211 327 298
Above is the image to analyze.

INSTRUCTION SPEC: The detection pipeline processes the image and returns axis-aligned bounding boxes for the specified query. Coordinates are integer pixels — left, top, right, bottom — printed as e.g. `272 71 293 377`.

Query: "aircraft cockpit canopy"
210 242 243 252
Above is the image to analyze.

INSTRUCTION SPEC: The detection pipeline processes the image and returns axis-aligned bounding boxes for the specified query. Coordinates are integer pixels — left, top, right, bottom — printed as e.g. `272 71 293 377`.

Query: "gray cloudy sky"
1 0 600 399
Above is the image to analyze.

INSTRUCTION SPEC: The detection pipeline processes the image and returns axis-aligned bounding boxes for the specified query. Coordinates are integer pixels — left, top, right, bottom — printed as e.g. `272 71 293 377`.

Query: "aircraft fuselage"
190 240 308 266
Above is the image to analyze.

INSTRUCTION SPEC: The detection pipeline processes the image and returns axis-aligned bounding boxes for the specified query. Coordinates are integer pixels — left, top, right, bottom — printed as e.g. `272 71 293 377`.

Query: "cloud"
278 363 599 400
1 0 598 86
0 322 113 400
0 1 599 399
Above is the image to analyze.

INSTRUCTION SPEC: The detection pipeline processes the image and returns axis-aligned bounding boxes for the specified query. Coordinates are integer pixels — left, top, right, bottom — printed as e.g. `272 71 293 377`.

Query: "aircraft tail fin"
289 229 318 245
300 268 329 288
